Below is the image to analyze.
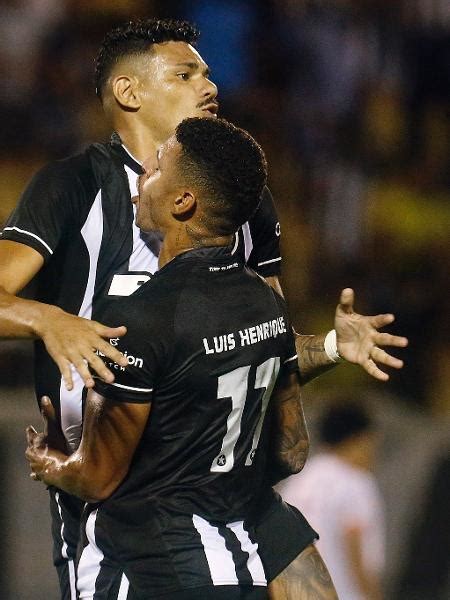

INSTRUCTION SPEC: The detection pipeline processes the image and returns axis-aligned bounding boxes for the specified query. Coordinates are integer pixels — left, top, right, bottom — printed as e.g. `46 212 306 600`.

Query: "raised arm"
267 370 309 485
25 392 150 502
265 277 408 385
0 240 128 389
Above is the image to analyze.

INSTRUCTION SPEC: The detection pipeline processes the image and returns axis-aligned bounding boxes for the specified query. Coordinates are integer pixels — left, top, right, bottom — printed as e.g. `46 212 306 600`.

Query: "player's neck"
158 225 233 269
115 125 162 163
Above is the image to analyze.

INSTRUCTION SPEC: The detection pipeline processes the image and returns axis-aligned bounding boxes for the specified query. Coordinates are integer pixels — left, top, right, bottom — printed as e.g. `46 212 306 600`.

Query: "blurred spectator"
277 402 385 600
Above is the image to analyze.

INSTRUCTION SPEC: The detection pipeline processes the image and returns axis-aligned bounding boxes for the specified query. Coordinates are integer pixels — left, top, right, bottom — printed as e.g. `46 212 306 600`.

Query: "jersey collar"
110 132 144 175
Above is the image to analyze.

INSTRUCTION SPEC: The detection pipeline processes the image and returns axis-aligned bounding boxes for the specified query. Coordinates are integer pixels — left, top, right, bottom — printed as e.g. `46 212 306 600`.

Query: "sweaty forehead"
150 41 207 69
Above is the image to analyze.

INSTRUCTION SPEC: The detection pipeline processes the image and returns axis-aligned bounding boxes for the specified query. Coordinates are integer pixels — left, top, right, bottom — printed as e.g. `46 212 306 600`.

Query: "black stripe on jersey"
217 524 253 586
92 559 124 600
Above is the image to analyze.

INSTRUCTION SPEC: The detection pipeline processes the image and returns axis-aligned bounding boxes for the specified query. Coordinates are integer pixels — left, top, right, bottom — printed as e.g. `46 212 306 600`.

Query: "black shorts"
150 585 268 599
77 505 268 598
49 486 85 600
250 490 319 581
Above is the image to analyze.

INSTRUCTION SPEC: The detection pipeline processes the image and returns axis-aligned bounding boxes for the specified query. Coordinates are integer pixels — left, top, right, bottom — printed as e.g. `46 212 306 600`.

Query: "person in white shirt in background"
276 402 385 600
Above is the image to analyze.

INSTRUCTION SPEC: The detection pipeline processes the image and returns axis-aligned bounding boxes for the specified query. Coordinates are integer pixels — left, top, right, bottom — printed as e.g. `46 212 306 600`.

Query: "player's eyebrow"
174 61 211 77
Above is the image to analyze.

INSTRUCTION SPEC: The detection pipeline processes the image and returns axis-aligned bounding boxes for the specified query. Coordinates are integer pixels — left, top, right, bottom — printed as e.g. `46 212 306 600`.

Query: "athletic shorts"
49 486 85 600
51 488 317 599
251 491 318 581
77 505 268 599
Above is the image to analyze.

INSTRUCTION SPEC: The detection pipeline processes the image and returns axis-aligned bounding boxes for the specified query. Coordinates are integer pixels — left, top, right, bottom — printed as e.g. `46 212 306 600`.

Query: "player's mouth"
200 102 219 116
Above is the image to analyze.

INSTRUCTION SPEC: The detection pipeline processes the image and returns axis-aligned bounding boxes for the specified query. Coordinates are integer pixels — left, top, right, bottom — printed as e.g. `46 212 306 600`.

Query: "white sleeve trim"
111 382 153 393
284 354 298 364
2 226 53 255
258 257 281 266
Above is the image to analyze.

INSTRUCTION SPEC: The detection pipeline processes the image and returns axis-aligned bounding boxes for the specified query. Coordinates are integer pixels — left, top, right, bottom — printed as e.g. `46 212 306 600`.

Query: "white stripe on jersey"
77 509 103 599
79 191 103 319
60 191 104 449
2 226 54 254
68 560 77 600
257 257 281 266
55 492 78 599
225 521 267 586
55 491 69 559
284 354 298 363
117 574 130 599
110 381 153 393
231 232 239 255
124 165 159 274
60 368 84 451
241 222 253 262
192 514 239 585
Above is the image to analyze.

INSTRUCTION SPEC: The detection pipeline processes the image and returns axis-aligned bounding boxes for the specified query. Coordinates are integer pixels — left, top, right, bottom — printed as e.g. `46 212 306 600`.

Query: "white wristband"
324 329 342 363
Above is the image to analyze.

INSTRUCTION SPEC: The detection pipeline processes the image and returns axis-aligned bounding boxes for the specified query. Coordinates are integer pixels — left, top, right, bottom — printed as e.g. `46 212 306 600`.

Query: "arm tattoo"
296 333 338 385
277 395 309 474
269 544 339 599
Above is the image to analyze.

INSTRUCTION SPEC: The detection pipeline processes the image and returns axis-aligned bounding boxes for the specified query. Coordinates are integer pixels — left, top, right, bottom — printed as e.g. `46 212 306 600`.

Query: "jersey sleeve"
246 186 282 277
1 160 84 262
93 299 165 404
274 291 299 376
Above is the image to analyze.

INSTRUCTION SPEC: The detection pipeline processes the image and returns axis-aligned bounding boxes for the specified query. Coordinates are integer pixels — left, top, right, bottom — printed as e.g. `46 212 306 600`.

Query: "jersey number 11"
210 356 280 473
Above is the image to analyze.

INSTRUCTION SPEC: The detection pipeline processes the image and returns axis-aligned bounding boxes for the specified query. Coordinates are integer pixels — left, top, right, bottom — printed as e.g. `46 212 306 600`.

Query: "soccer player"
2 18 405 599
26 116 337 600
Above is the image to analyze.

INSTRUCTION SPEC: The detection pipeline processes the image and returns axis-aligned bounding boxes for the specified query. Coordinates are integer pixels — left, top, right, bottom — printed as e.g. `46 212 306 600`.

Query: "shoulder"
29 148 97 194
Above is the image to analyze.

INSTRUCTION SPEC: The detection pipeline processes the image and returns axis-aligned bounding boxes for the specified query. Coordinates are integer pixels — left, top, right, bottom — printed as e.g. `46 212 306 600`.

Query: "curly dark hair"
175 118 267 235
95 18 199 100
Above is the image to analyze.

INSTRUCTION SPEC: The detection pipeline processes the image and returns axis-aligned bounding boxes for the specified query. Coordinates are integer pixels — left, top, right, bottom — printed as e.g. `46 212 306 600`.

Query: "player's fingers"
25 425 38 446
375 332 409 348
363 358 390 382
338 288 354 313
40 396 56 435
83 352 117 384
371 347 404 369
95 340 128 367
55 359 74 391
369 313 395 329
30 472 40 481
93 322 127 340
70 358 95 389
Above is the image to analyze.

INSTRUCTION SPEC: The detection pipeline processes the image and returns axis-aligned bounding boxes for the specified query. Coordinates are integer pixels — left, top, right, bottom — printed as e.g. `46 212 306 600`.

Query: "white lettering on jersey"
202 317 287 355
98 346 144 370
208 262 239 272
203 334 236 355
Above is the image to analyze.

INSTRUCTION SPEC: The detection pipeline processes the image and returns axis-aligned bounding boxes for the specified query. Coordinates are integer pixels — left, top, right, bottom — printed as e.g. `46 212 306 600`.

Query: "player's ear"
172 191 196 220
112 75 141 110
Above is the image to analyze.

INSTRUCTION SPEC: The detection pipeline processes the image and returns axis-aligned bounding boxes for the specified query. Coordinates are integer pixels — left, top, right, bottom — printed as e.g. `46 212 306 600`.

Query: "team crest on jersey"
216 455 227 467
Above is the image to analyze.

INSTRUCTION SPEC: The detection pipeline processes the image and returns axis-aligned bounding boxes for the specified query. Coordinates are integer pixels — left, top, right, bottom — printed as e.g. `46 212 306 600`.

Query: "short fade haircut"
175 118 267 235
95 18 199 100
319 403 373 447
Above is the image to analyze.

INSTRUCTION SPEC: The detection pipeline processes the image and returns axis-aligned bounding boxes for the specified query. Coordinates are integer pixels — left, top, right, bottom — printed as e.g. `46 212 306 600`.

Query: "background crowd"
0 1 448 599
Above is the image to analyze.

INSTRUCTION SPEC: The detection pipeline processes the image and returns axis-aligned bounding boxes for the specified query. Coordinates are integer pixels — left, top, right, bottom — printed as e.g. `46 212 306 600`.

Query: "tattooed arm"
269 544 339 600
267 370 309 485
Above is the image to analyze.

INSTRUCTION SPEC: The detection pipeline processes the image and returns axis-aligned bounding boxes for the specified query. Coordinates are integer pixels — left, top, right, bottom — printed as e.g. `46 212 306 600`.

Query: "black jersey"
84 246 298 596
1 135 281 451
94 246 297 523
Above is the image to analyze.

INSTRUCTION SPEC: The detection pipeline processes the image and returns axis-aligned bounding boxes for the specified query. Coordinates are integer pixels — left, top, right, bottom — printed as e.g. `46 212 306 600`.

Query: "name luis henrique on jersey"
98 315 288 370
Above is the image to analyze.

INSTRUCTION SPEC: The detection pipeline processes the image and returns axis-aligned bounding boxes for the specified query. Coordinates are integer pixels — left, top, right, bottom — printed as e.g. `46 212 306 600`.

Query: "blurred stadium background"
0 1 448 598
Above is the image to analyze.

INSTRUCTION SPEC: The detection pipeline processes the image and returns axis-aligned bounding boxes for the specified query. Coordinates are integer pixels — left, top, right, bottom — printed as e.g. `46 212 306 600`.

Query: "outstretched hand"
25 396 66 481
39 309 128 390
335 288 408 381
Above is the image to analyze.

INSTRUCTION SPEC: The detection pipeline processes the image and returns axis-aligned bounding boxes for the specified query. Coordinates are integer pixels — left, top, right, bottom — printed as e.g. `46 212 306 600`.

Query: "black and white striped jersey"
94 247 298 521
87 246 298 595
1 134 282 451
